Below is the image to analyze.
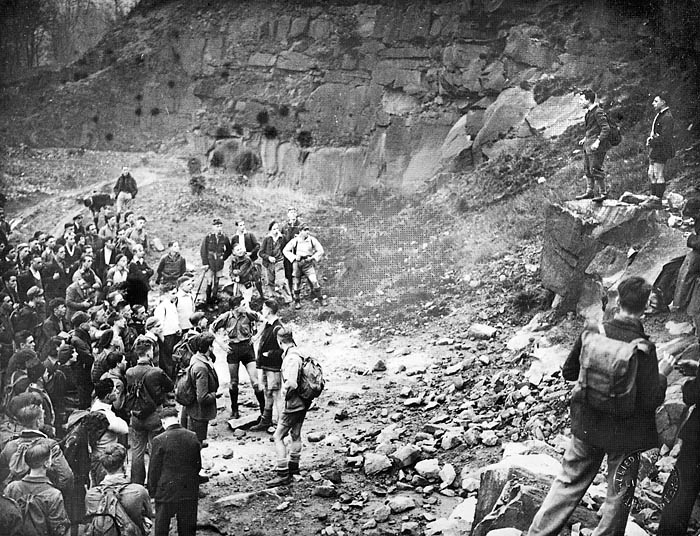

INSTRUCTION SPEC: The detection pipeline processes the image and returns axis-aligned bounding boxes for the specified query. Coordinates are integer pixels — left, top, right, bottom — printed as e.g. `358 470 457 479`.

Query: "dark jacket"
230 255 255 286
126 259 153 308
147 424 201 503
42 259 70 302
260 235 285 266
41 315 67 358
256 318 283 371
231 232 260 261
185 353 219 421
584 104 611 152
93 247 117 283
155 253 186 285
282 218 304 246
679 362 700 442
114 173 138 197
65 281 90 321
125 362 174 414
200 233 231 272
649 107 675 163
563 315 667 452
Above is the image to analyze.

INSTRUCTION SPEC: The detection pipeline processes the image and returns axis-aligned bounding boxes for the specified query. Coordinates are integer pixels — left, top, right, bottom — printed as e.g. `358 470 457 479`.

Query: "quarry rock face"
541 200 689 314
1 1 683 195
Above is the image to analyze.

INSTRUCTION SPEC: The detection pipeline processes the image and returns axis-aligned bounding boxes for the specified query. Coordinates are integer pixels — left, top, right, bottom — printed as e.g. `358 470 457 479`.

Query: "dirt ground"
4 148 695 536
3 149 511 535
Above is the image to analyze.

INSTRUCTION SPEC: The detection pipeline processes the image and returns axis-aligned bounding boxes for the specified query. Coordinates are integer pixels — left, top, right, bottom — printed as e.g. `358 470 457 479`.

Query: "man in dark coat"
113 167 138 223
147 406 201 536
126 244 153 309
575 88 611 203
646 92 675 202
199 218 231 310
527 277 674 536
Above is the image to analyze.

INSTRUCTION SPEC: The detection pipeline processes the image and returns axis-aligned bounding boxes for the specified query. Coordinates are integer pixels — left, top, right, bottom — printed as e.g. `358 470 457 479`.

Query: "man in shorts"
266 327 310 487
249 299 283 432
211 296 265 419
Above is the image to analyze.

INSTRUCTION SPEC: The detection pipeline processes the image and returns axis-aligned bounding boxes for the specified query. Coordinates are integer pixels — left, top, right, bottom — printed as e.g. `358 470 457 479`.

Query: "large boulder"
439 114 474 163
540 201 689 313
473 88 537 151
472 455 599 536
504 25 557 69
525 93 585 138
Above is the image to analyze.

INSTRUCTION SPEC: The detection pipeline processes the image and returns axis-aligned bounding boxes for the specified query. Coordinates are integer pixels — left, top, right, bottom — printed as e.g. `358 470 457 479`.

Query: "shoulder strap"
597 323 606 336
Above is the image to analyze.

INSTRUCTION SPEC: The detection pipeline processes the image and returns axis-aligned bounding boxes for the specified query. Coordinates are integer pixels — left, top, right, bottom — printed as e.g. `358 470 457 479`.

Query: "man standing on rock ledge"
527 277 674 536
575 89 611 203
646 92 674 204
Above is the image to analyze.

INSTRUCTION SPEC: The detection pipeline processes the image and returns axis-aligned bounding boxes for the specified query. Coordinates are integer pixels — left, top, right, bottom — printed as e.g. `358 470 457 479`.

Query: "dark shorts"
226 342 255 365
277 409 307 439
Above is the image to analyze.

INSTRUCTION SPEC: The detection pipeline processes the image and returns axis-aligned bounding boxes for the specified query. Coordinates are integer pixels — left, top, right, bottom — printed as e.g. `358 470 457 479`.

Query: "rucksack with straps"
289 347 325 401
84 483 141 536
604 111 622 147
123 370 157 418
174 364 196 407
1 369 28 413
59 411 109 483
16 492 46 536
172 333 196 368
576 324 650 418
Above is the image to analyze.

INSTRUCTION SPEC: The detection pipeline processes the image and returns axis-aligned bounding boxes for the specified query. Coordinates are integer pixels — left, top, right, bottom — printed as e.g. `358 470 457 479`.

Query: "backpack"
605 112 622 147
60 411 109 481
576 325 650 418
16 492 46 536
292 348 325 401
123 369 157 418
84 484 141 536
1 370 28 413
174 365 196 407
172 334 196 368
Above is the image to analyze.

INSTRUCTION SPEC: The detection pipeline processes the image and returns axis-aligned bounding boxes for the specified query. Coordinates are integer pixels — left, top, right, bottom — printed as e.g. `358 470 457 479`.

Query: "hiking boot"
266 472 291 487
288 460 300 475
250 409 272 432
575 191 595 200
592 192 608 203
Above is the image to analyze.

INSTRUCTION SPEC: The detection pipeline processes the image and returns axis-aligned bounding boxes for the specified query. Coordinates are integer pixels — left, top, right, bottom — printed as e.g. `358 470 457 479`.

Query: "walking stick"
195 267 207 301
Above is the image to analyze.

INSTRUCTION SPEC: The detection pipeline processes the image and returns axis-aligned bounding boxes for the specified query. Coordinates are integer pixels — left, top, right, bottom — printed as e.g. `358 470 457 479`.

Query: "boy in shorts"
266 327 310 487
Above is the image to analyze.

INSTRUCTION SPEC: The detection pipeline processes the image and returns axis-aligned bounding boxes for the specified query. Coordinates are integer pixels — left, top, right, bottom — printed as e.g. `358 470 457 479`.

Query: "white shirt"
154 298 180 336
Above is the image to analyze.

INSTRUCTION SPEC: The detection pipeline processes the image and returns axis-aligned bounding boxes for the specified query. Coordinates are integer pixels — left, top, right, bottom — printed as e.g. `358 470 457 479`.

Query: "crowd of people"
0 168 322 535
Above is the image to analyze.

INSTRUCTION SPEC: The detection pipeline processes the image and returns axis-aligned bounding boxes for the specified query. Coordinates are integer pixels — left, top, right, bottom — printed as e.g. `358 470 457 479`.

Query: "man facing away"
147 406 201 536
266 327 311 487
527 276 674 536
575 88 611 203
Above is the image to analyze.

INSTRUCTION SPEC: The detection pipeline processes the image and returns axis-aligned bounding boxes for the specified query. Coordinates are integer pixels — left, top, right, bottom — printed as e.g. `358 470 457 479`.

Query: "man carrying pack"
527 277 674 536
3 442 71 536
266 327 312 487
84 443 152 536
113 167 138 223
283 224 325 309
124 340 174 485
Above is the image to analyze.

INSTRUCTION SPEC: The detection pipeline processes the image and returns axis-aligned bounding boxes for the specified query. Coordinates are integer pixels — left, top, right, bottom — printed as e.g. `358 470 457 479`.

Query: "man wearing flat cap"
199 218 231 311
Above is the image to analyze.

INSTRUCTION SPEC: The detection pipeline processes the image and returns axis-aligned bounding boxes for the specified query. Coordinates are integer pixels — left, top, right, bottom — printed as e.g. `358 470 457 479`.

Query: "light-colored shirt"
154 299 179 336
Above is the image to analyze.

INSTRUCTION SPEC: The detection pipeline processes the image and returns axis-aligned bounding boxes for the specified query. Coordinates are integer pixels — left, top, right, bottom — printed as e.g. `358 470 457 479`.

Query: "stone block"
276 51 316 71
248 52 277 67
388 495 416 513
393 444 422 467
289 16 309 38
504 25 557 69
473 87 537 149
442 44 490 70
275 15 291 41
364 453 393 476
309 18 332 40
415 458 441 480
525 93 585 138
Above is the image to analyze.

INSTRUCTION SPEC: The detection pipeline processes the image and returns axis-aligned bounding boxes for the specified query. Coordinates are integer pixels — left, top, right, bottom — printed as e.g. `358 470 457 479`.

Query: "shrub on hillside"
232 150 260 176
189 175 206 195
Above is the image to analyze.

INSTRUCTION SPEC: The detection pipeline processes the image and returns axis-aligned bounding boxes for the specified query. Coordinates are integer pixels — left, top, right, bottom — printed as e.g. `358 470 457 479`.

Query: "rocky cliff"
0 0 697 195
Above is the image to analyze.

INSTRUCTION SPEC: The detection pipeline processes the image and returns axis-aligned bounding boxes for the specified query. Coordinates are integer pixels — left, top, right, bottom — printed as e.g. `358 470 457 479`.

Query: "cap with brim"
189 312 206 325
212 218 223 225
26 286 43 299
